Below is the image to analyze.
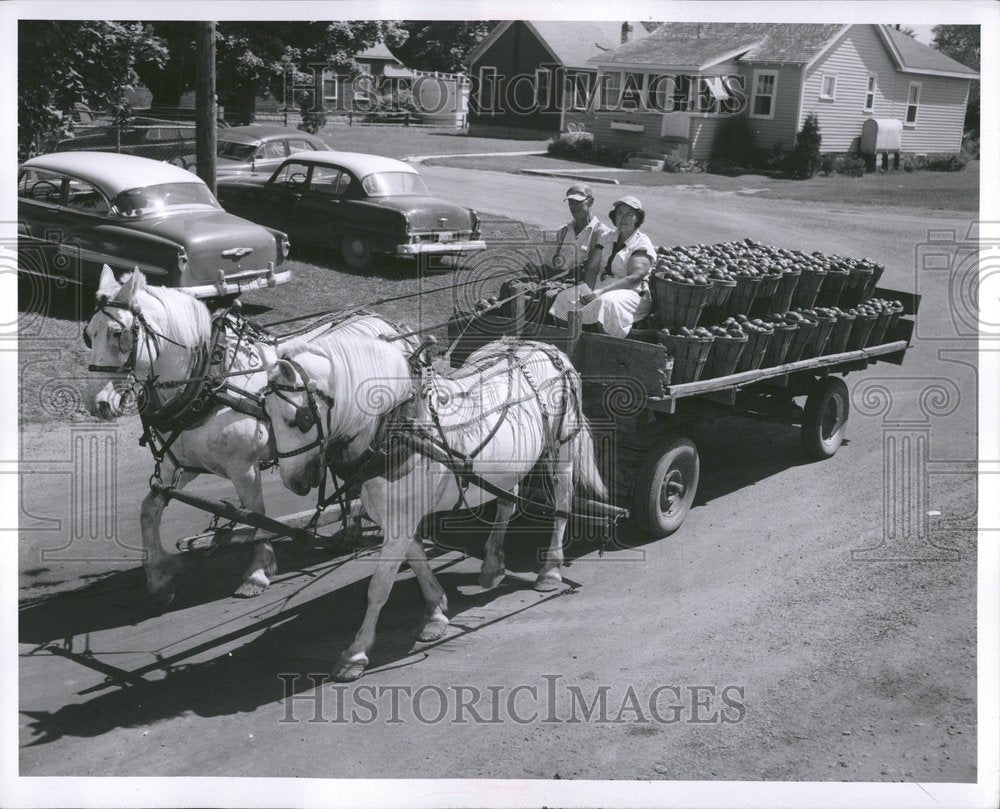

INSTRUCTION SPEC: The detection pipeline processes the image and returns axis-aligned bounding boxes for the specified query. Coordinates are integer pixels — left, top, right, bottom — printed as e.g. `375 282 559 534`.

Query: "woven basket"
827 313 856 354
784 317 818 363
657 331 715 384
792 269 826 309
725 274 762 318
816 268 849 307
652 273 715 330
763 322 797 367
803 315 836 358
864 264 885 300
702 333 748 379
867 309 893 347
699 276 737 326
847 311 877 350
840 267 875 308
735 329 772 372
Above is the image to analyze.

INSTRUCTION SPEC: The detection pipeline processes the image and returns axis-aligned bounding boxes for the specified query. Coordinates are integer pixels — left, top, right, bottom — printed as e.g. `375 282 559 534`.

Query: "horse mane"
117 276 212 349
281 327 414 443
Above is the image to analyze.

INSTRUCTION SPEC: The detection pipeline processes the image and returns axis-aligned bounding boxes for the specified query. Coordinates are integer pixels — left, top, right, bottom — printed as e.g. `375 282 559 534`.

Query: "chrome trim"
396 240 487 256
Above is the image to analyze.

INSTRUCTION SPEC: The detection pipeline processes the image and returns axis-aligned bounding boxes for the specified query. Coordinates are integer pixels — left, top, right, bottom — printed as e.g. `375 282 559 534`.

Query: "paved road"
17 167 977 786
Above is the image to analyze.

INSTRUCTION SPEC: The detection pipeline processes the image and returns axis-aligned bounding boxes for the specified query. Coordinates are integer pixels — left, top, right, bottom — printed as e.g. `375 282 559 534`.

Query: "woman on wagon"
549 195 656 338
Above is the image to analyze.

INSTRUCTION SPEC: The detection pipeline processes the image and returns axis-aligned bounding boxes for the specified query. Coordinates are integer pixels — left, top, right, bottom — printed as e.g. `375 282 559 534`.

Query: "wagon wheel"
341 232 374 271
632 434 699 538
800 376 849 460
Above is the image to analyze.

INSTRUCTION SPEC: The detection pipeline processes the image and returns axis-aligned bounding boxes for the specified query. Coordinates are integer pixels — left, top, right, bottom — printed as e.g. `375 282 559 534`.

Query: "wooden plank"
661 340 908 399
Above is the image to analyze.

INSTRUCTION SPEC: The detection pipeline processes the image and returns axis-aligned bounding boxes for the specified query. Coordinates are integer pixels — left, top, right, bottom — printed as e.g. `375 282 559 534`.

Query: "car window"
18 168 64 203
287 139 318 153
65 179 111 215
361 171 429 197
111 182 219 216
309 165 349 197
219 142 258 160
264 140 287 159
272 162 311 187
143 126 192 143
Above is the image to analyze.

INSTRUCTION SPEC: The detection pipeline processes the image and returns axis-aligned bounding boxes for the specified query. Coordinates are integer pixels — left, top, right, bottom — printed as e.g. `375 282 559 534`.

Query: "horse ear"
268 359 296 385
97 265 119 299
119 268 147 301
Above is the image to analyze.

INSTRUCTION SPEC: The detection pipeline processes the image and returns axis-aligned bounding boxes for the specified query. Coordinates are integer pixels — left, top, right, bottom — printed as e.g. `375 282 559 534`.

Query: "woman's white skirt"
549 286 650 338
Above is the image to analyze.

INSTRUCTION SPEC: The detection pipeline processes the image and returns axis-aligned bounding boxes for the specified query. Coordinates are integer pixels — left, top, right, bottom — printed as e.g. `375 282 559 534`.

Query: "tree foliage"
393 21 496 73
134 21 407 122
789 113 823 180
932 25 980 132
18 20 166 152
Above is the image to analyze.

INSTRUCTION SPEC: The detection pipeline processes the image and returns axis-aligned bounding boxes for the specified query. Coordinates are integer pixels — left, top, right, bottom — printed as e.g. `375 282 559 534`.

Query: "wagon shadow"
20 537 559 747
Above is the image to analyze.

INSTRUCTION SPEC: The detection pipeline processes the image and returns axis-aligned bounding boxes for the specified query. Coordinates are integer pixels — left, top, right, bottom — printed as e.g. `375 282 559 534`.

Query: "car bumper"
182 268 292 298
396 240 487 257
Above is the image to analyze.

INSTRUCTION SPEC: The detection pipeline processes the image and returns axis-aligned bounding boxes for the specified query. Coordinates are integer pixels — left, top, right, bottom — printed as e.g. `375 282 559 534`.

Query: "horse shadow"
20 531 553 747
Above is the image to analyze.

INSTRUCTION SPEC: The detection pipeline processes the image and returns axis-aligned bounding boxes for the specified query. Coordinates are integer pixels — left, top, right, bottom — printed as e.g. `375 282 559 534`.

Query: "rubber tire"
341 232 374 271
801 376 849 460
632 434 700 538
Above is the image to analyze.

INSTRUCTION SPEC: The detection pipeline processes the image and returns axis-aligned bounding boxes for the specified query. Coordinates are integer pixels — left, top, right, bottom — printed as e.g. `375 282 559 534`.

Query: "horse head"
84 265 148 375
263 356 328 495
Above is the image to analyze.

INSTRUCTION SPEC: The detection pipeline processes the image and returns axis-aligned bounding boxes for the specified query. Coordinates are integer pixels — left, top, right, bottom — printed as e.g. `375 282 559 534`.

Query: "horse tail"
565 372 608 501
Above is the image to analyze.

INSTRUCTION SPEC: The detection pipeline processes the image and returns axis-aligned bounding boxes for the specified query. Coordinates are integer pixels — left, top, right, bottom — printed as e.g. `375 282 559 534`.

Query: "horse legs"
335 525 414 682
405 538 450 642
228 465 276 598
479 489 516 590
536 450 573 592
141 466 199 607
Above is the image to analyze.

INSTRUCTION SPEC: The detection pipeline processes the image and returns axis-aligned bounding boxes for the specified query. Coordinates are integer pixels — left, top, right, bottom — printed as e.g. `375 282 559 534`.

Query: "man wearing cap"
546 184 612 282
550 195 656 338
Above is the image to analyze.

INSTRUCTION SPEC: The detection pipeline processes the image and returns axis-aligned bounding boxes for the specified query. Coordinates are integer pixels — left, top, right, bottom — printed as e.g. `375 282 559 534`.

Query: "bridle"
85 297 191 374
265 357 336 459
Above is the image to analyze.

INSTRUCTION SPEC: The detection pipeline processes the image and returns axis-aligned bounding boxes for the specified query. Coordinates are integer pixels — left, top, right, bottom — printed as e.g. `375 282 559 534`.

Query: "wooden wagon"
446 279 919 538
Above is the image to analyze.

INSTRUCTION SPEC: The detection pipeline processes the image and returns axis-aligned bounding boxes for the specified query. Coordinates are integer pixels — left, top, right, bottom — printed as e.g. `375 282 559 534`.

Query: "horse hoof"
534 574 562 592
334 662 367 682
233 580 268 598
478 570 506 590
415 619 449 642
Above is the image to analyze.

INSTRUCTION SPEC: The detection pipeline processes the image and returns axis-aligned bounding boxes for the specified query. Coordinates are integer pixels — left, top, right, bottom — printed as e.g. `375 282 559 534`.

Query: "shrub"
924 152 968 172
819 154 835 176
903 157 916 172
832 155 866 177
789 113 822 179
709 115 756 170
298 110 327 134
547 132 632 166
961 132 979 159
662 156 705 173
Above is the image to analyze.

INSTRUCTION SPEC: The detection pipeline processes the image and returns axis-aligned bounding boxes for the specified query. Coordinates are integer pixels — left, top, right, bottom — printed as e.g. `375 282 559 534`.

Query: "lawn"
309 122 549 159
425 153 980 212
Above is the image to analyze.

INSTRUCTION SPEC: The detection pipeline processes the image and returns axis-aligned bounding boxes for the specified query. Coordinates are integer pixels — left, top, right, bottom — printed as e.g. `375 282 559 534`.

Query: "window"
287 139 317 154
273 163 310 187
863 74 876 113
696 76 731 114
905 82 920 125
646 74 670 111
362 172 430 197
569 72 593 111
820 73 837 100
322 70 339 104
601 71 621 109
750 70 778 119
621 72 644 110
65 179 110 214
309 165 347 196
263 140 287 160
18 168 64 203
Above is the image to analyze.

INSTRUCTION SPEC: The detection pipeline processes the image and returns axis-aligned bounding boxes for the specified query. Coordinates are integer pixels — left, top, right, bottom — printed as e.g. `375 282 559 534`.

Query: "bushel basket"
702 333 748 379
657 331 714 384
652 273 714 330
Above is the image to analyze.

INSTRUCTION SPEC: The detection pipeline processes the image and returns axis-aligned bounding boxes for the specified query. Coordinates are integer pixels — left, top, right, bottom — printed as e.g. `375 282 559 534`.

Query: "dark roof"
355 42 401 63
529 21 653 68
881 26 978 77
594 22 845 66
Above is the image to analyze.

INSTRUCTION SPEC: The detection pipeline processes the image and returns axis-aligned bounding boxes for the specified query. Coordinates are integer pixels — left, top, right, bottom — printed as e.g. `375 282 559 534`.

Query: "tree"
136 21 407 123
892 24 917 38
789 113 822 179
393 21 496 73
18 20 166 154
932 25 980 133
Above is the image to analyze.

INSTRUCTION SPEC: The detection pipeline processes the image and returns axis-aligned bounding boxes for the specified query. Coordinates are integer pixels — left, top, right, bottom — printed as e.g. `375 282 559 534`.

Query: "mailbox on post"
861 118 903 171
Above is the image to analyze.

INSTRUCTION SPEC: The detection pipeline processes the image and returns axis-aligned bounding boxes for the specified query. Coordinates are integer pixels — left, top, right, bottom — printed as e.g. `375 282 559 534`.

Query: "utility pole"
196 21 217 196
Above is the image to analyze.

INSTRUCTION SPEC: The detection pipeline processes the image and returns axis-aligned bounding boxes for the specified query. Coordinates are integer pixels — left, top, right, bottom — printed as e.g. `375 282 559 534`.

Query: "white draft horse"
84 266 400 606
262 329 607 680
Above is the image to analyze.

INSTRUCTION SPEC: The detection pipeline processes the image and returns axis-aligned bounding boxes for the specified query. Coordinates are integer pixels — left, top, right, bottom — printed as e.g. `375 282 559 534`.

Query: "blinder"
294 403 317 433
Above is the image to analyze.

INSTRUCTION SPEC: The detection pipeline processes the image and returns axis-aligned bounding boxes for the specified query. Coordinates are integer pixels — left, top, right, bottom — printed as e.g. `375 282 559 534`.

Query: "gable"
468 20 652 70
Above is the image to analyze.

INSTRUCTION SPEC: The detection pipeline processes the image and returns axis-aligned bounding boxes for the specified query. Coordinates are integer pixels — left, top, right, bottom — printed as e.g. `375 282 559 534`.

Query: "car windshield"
111 182 220 217
361 171 429 197
217 141 258 161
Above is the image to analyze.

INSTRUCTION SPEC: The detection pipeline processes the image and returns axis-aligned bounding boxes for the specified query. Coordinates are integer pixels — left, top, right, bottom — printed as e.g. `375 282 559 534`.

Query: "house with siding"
565 23 977 165
466 20 655 138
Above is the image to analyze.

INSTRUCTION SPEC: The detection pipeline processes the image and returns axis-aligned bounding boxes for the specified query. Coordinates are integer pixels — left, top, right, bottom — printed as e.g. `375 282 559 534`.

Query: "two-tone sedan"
176 125 328 178
18 151 291 298
217 151 485 270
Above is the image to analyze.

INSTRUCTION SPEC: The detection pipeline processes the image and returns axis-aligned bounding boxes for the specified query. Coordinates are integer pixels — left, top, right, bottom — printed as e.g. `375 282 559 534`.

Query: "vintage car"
217 151 485 270
176 125 328 178
51 120 201 167
18 151 291 298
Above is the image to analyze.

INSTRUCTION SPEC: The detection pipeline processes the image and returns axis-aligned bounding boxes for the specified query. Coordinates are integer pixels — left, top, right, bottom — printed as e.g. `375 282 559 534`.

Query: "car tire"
340 232 376 271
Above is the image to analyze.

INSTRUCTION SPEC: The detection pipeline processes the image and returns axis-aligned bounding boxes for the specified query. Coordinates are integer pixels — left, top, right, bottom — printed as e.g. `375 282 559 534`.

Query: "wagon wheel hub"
660 470 686 514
